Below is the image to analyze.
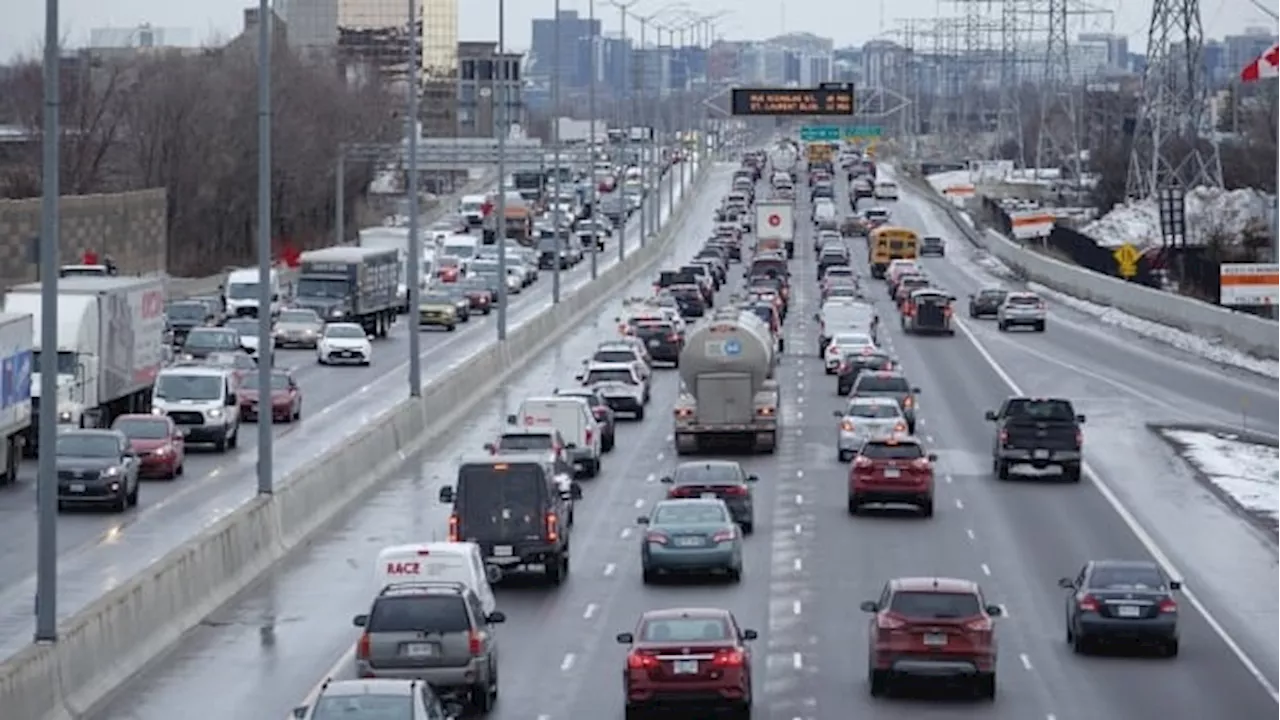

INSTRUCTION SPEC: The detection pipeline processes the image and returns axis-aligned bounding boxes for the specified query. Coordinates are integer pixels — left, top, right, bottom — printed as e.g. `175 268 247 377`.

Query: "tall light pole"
35 0 61 643
588 0 599 279
254 0 275 494
406 0 423 395
551 0 563 304
634 12 655 247
610 0 640 262
495 0 510 340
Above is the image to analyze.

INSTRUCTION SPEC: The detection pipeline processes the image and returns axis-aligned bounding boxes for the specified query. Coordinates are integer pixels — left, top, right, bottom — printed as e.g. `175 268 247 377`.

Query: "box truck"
294 247 399 337
0 313 33 484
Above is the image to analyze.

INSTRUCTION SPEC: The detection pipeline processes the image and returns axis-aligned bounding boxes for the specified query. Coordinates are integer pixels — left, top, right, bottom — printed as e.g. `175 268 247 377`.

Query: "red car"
617 607 757 717
111 414 185 479
238 368 302 423
861 576 1002 699
848 435 936 516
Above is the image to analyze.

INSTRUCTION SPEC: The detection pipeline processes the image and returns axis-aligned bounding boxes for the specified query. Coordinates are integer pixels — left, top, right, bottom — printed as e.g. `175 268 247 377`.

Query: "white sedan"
824 331 878 373
316 322 372 366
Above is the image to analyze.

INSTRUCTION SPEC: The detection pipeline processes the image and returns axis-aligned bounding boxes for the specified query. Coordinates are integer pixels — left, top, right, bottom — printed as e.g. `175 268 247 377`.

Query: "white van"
812 201 837 226
441 235 480 263
509 396 601 478
873 180 900 200
459 194 488 227
223 267 281 318
374 542 497 615
152 365 240 452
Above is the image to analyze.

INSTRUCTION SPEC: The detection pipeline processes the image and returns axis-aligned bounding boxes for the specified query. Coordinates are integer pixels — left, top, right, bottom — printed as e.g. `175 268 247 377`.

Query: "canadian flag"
1240 43 1279 82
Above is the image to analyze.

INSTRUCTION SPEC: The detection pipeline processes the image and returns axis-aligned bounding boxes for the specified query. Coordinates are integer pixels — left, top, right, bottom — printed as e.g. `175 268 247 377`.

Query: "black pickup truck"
985 397 1085 482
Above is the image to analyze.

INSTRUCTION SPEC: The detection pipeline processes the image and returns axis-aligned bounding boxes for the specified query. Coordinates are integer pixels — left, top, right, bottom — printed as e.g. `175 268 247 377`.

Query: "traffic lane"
0 163 702 657
866 273 1278 719
85 162 734 720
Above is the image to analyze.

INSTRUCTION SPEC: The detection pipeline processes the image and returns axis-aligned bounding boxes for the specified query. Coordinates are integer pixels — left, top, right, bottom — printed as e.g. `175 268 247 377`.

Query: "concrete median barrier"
0 158 714 720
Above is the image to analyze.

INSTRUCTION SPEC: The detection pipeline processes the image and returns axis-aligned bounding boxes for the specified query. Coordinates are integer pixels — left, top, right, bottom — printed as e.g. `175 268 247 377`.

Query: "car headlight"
151 407 164 416
207 408 223 419
102 466 119 476
329 308 343 317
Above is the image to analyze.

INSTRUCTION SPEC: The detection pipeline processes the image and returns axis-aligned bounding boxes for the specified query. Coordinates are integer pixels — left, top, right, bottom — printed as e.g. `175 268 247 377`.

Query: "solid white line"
966 528 976 540
953 316 1280 700
1019 653 1033 671
793 600 802 615
583 603 598 620
560 653 575 671
793 652 804 670
604 562 616 576
981 563 992 576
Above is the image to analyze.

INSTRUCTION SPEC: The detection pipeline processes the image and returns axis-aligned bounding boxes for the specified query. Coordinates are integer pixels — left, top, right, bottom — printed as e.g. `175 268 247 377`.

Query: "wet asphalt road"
91 161 1278 720
0 163 692 659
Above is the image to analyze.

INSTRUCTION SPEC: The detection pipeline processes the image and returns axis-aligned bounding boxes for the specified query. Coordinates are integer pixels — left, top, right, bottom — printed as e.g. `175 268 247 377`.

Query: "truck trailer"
4 276 165 453
294 246 399 337
0 313 33 484
673 308 780 455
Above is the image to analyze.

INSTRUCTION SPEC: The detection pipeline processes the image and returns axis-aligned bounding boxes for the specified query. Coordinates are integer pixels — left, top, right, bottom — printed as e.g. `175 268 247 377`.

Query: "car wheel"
868 668 890 697
174 463 184 478
603 433 615 452
977 673 996 700
1035 321 1046 332
113 489 128 513
847 495 860 515
635 407 645 421
470 683 494 713
545 553 567 585
997 321 1008 331
740 520 754 535
837 449 851 462
726 566 742 583
919 497 934 518
228 426 239 449
215 435 227 452
994 458 1010 480
642 567 658 584
1163 638 1179 657
1072 632 1090 654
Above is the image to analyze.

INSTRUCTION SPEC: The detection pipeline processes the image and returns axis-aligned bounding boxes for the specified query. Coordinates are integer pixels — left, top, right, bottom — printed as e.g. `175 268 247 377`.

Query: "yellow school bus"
868 226 920 278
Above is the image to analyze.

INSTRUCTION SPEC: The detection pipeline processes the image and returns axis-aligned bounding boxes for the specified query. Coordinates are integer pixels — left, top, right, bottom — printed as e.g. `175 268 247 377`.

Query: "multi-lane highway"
0 163 694 660
88 159 1277 720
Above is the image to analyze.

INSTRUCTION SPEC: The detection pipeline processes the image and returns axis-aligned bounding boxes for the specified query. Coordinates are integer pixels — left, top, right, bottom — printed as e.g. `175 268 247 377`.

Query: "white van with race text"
375 542 498 615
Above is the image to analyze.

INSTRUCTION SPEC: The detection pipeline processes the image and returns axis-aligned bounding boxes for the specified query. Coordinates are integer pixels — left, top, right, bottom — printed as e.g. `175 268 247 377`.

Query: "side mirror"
833 410 844 418
984 410 998 421
438 486 455 503
636 516 650 525
1057 577 1074 589
985 604 1004 617
659 475 674 484
573 372 584 382
486 611 507 624
292 707 308 719
225 393 237 406
616 632 635 644
812 312 820 321
1169 580 1182 590
565 442 578 449
352 614 368 627
859 600 879 613
1076 414 1087 423
741 628 759 641
911 387 922 394
172 432 183 441
746 474 759 483
927 453 938 462
505 414 517 425
482 442 496 453
570 481 584 500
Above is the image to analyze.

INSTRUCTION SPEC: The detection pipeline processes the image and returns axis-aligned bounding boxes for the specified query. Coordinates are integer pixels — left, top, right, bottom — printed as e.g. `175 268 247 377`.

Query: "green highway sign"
843 125 883 138
800 126 842 142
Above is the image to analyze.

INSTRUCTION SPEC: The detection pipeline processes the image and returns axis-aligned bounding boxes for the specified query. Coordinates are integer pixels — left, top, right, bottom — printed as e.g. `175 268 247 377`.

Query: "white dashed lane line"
1019 653 1034 671
619 527 632 539
560 653 575 672
603 562 616 576
633 498 645 508
981 562 992 576
954 498 964 509
583 603 598 620
966 528 976 540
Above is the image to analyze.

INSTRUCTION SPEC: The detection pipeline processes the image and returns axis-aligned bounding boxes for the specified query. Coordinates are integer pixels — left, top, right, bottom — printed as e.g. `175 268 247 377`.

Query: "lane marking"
656 452 665 461
620 527 632 539
645 472 655 483
954 309 1280 700
795 493 804 505
966 528 976 540
796 410 804 420
793 600 803 615
604 562 616 576
944 473 954 484
560 653 576 671
794 557 803 571
583 603 598 619
1019 653 1033 671
796 469 804 478
794 523 803 535
634 498 645 508
955 499 964 509
793 652 804 670
981 563 992 576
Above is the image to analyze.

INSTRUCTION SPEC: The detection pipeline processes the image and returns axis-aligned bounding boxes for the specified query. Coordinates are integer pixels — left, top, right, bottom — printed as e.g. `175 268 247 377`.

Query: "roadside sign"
767 213 782 227
1113 243 1141 278
801 126 841 142
1219 262 1279 306
843 125 883 139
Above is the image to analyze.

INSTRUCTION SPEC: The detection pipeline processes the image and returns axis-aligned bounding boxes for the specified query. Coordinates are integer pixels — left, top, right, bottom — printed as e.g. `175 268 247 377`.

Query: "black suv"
439 455 582 585
632 320 684 363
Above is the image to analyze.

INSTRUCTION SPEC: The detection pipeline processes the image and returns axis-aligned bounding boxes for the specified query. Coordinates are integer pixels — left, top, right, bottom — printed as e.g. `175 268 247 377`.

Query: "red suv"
616 607 757 717
861 577 1002 699
848 436 937 517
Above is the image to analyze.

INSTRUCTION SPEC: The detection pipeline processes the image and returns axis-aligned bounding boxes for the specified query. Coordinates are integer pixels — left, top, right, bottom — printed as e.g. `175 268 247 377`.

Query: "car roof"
325 322 364 330
640 606 733 622
856 370 907 381
848 395 900 406
1090 559 1162 571
319 678 419 698
889 576 980 594
60 428 122 438
675 460 741 472
459 453 548 467
654 497 727 510
586 362 634 370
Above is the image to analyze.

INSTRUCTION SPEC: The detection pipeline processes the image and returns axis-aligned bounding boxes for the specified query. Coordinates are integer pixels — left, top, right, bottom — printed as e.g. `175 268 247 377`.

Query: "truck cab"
985 397 1085 482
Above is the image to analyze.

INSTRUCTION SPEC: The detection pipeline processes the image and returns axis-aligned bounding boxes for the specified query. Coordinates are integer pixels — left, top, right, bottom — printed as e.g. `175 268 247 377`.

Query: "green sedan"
638 499 744 584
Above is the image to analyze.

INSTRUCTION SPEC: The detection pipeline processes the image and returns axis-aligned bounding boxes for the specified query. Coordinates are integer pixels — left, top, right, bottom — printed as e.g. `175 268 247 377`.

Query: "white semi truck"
4 276 166 453
0 313 33 484
673 308 780 455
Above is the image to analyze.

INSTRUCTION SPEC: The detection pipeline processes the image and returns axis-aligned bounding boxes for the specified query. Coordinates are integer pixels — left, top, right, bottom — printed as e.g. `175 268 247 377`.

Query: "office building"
531 10 600 89
88 25 193 49
456 41 525 138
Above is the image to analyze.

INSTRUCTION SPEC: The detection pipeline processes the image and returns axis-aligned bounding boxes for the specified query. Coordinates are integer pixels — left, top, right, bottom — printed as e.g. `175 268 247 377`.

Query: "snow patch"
1081 186 1277 250
1160 428 1279 532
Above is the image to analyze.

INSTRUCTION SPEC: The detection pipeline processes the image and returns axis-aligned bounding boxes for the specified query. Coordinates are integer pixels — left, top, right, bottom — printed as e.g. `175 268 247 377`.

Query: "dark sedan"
1060 559 1181 657
56 429 140 512
836 349 896 395
968 287 1008 318
659 460 758 534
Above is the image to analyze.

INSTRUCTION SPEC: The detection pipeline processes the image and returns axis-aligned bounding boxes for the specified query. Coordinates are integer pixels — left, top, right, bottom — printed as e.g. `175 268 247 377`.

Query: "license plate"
1033 449 1050 460
1116 605 1142 618
672 659 698 674
69 483 86 493
923 633 948 647
675 536 704 547
648 339 660 348
701 492 718 499
493 545 513 557
884 468 900 478
403 642 435 657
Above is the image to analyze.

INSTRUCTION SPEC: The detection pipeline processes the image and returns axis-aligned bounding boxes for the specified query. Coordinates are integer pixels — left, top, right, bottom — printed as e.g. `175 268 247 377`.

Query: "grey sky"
1 0 1272 63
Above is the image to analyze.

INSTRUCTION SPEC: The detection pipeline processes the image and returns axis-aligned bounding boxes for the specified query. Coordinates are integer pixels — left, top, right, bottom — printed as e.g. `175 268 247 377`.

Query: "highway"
89 160 1278 720
0 162 695 660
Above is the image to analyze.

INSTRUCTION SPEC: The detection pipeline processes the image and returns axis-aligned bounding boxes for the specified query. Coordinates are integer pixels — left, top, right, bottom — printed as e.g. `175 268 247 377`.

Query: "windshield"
185 329 239 350
367 595 469 633
652 502 728 525
167 303 205 320
856 375 910 393
585 369 635 385
277 310 318 324
641 617 731 642
672 463 743 486
56 433 119 457
33 350 78 375
311 695 413 720
444 244 475 258
325 325 365 339
848 403 901 419
240 373 289 391
226 282 259 299
889 591 981 618
421 294 453 305
834 334 872 346
225 320 258 336
113 418 170 440
296 278 348 298
1090 565 1165 590
593 351 636 364
861 442 924 460
1007 295 1042 306
1004 399 1075 421
979 289 1007 300
461 200 484 212
498 433 554 452
155 374 223 401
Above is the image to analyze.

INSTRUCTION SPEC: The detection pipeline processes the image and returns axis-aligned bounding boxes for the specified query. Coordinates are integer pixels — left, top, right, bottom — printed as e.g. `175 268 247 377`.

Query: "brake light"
711 528 737 543
356 632 371 660
902 396 913 409
468 630 483 656
756 406 775 417
545 513 559 542
943 306 953 317
675 407 694 418
854 456 874 469
1158 597 1178 613
448 514 460 542
712 648 745 666
667 334 680 342
837 362 851 374
644 531 669 545
1075 429 1083 448
627 650 660 669
593 407 608 419
1077 594 1100 612
840 420 855 432
894 423 907 433
913 458 932 470
964 617 993 633
998 429 1009 446
585 428 594 446
826 344 841 356
876 613 907 642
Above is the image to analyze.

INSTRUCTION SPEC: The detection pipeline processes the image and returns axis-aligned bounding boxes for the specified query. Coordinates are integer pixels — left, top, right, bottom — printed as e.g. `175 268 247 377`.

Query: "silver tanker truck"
673 308 779 454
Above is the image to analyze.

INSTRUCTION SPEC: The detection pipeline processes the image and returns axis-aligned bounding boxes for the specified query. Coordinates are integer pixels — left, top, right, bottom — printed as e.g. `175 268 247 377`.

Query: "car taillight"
837 362 851 374
585 428 593 446
593 407 608 419
998 429 1009 446
645 531 669 545
675 408 694 418
356 632 371 660
912 458 932 470
943 306 953 317
468 630 483 656
1158 597 1178 613
627 650 660 669
712 528 737 543
876 614 906 642
667 334 679 342
826 345 840 356
1077 594 1100 612
893 423 907 433
1075 429 1083 448
448 514 459 542
712 648 745 666
756 406 775 417
545 513 559 542
902 396 913 409
854 456 874 469
722 485 748 496
964 617 993 633
840 420 855 432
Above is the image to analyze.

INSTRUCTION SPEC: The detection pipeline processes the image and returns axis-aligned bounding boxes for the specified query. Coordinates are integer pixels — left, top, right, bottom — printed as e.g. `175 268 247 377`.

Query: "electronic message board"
731 87 855 116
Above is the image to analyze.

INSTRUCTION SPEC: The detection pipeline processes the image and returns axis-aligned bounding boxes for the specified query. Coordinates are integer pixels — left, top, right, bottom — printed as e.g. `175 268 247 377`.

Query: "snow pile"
1159 428 1279 532
1026 281 1280 378
1082 186 1277 250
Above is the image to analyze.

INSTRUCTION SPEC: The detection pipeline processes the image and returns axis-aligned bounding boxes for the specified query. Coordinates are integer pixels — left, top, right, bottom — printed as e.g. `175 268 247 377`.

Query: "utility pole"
612 0 640 262
406 0 423 394
588 0 599 280
551 0 563 304
495 0 510 340
635 13 651 248
254 0 275 491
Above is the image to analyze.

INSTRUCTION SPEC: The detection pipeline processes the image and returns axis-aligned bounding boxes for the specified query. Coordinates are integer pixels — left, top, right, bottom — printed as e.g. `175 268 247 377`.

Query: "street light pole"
334 149 345 247
254 0 275 493
611 0 640 263
406 0 423 396
635 14 652 248
495 0 509 341
551 0 563 304
588 0 599 280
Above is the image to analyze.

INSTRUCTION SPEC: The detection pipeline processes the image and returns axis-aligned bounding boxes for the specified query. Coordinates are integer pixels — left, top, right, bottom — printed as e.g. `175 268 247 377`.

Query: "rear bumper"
626 684 747 706
176 424 229 443
644 546 737 571
873 651 994 675
998 448 1080 468
1078 615 1178 640
355 660 489 689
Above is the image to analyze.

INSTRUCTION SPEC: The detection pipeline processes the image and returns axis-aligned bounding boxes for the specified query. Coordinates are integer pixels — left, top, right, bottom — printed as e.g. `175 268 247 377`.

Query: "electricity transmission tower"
1125 0 1223 198
1034 0 1081 179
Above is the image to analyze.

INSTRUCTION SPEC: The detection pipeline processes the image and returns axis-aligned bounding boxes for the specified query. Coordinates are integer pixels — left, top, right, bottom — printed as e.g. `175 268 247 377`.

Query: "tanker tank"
767 138 801 174
673 308 780 455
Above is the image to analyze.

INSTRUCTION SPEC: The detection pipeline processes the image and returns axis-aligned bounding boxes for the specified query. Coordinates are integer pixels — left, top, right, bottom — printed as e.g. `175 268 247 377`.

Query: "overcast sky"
1 0 1273 62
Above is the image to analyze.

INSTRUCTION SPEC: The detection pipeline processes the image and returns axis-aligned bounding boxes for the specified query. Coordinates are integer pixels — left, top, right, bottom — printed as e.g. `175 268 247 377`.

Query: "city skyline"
2 0 1275 62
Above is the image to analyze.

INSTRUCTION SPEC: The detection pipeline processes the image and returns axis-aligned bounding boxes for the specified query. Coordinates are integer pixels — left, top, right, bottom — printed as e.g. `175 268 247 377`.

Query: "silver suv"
352 582 505 713
996 291 1047 332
